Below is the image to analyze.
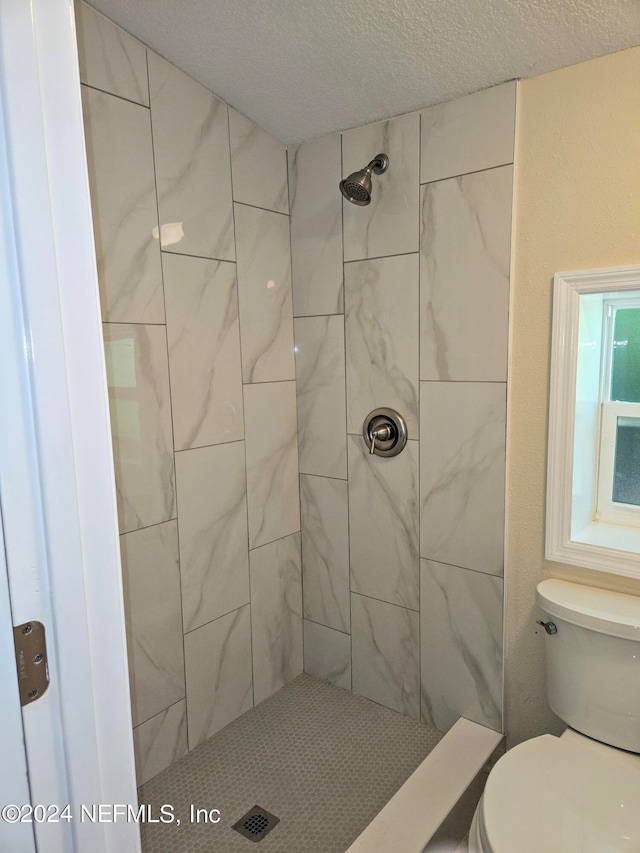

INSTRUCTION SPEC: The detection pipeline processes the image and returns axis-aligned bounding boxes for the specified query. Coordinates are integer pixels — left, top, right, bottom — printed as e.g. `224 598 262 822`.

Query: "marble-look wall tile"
163 254 244 450
120 522 184 726
235 203 295 383
420 166 512 381
300 475 350 633
295 316 347 479
133 700 188 786
351 593 420 719
244 382 300 549
421 560 503 732
342 112 420 262
229 108 288 214
104 324 175 532
303 620 351 691
421 82 516 183
148 52 235 261
289 134 343 316
76 1 148 106
345 253 419 435
420 382 506 576
175 443 250 633
184 605 253 749
250 533 303 704
82 87 164 324
348 437 419 610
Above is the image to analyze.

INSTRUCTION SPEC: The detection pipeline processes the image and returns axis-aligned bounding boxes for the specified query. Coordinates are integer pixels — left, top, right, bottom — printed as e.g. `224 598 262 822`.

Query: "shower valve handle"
369 424 392 455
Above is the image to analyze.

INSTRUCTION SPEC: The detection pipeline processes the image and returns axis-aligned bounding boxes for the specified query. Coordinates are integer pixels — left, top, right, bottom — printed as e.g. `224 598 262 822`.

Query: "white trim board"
0 0 140 849
346 718 503 853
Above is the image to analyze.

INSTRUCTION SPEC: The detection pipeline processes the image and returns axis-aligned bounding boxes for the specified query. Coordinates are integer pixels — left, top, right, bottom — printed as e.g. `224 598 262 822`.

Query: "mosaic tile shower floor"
139 673 444 852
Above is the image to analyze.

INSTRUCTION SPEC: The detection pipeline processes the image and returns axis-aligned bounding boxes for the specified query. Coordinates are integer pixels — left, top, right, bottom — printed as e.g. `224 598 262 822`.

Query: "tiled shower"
77 0 512 786
292 85 512 731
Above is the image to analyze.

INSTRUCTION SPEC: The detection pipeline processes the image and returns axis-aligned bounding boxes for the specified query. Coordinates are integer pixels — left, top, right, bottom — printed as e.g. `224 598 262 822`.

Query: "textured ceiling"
89 0 640 144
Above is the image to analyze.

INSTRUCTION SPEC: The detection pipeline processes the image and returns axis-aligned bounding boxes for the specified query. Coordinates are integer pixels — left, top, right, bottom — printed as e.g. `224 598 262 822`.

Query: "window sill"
547 520 640 579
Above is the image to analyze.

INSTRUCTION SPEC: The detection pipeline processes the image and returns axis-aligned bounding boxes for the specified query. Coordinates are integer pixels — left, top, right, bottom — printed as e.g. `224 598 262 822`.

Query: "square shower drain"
232 805 280 842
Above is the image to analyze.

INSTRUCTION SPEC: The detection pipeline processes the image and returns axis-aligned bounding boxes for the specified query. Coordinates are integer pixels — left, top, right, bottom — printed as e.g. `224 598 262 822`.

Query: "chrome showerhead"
339 153 389 206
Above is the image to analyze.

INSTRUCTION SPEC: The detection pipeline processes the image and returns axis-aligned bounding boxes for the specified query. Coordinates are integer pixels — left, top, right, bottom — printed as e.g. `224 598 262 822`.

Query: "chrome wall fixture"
362 407 407 457
339 154 389 206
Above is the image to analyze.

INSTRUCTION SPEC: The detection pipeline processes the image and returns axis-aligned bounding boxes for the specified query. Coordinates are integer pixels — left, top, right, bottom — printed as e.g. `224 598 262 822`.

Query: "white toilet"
469 578 640 852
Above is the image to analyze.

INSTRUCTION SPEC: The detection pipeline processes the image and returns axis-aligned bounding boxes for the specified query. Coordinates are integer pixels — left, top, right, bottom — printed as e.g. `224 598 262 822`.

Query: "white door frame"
0 0 140 850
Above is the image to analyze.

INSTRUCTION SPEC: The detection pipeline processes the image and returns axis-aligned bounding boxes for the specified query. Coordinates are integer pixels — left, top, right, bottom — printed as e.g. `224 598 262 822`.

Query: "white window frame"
595 298 640 527
547 265 640 579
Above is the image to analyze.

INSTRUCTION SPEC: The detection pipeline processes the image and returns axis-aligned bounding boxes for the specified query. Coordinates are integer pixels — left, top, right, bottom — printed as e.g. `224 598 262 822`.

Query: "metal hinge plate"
13 621 49 706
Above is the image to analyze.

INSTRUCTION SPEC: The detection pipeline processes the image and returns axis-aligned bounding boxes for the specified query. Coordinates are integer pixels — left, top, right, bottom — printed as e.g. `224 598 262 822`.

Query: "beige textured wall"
506 46 640 746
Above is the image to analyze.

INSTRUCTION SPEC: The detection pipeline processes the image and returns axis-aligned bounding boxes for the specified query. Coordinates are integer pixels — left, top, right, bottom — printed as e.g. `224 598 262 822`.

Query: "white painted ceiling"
90 0 640 144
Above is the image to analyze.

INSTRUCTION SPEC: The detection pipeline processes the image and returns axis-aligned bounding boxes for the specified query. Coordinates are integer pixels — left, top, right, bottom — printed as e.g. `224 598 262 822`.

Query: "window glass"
611 307 640 403
612 416 640 506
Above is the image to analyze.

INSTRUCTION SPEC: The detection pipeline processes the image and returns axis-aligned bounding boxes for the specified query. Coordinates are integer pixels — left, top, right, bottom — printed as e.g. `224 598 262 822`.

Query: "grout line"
182 601 251 638
351 590 420 614
161 249 236 264
285 145 305 677
133 696 187 731
418 108 423 723
145 48 190 753
420 160 514 187
303 616 351 638
340 130 354 690
242 377 297 387
233 199 289 218
174 437 245 454
101 321 166 326
80 81 150 110
249 529 301 554
293 311 345 320
228 122 256 712
299 470 348 483
420 556 505 583
343 249 419 265
119 516 178 537
419 378 508 384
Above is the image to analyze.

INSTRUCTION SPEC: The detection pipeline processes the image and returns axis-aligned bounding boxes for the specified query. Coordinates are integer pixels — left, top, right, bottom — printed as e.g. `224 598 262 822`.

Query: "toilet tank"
537 579 640 753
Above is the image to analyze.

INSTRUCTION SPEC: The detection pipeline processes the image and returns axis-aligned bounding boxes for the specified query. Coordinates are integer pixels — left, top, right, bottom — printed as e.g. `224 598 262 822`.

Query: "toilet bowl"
469 729 640 852
469 579 640 853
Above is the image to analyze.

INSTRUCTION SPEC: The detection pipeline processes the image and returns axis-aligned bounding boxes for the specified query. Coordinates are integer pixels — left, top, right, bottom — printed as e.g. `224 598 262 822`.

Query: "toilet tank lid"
537 579 640 640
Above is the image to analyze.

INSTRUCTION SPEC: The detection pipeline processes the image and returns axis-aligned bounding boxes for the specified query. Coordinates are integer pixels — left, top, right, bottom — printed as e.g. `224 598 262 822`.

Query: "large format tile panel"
420 82 516 183
348 437 419 611
250 533 303 704
421 560 503 732
244 381 300 549
295 315 347 479
163 253 244 450
420 382 506 576
175 442 250 633
133 700 188 786
82 87 164 324
420 166 513 381
235 203 295 383
342 112 420 262
289 133 344 316
303 620 351 691
351 594 420 719
120 521 184 727
300 474 350 633
345 253 419 436
184 605 253 750
229 108 288 214
148 52 235 261
103 324 175 532
76 1 148 106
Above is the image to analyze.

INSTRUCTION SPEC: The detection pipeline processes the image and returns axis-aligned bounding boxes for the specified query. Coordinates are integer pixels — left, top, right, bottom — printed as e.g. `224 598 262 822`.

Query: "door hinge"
13 621 49 706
